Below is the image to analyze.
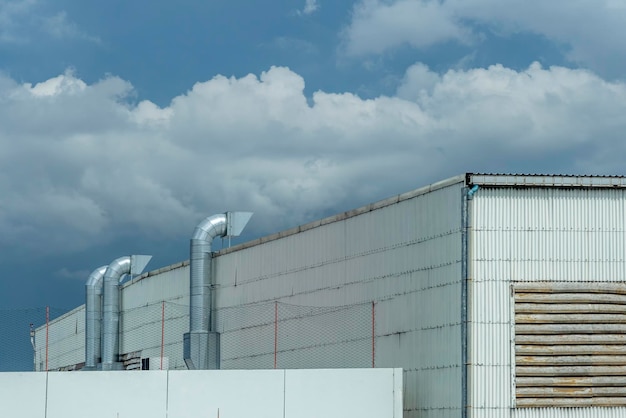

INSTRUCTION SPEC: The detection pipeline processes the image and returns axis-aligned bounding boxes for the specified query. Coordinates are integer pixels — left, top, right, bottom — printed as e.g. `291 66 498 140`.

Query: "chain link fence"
4 301 377 372
0 307 69 372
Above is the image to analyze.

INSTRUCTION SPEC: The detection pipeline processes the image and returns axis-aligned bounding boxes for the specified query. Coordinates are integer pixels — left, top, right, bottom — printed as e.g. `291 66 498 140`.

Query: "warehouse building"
35 173 626 418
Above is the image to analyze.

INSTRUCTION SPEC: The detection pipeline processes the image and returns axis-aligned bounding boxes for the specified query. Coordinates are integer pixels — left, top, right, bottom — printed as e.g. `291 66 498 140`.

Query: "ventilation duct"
84 265 108 370
101 255 152 371
184 211 253 370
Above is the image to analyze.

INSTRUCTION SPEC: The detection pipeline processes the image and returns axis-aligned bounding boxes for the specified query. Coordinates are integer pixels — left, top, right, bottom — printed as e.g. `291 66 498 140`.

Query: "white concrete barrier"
0 368 403 418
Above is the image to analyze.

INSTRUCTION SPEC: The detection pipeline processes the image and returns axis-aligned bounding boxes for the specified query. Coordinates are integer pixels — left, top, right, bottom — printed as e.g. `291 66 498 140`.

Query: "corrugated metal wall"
122 262 190 310
213 182 464 418
471 187 626 418
120 264 190 370
34 264 191 371
31 176 626 418
512 407 626 418
34 306 85 371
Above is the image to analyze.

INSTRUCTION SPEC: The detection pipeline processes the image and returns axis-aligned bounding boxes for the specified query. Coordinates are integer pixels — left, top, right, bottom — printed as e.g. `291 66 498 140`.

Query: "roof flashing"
467 173 626 188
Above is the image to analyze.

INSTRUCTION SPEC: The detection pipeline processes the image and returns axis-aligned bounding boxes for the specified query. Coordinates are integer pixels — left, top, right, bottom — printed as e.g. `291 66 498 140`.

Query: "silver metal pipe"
184 212 252 370
101 256 131 370
190 214 227 333
84 265 108 370
461 183 479 418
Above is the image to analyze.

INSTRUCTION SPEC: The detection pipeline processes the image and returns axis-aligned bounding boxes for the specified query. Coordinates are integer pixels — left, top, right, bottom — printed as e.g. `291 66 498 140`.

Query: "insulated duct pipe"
184 212 252 370
101 255 152 370
84 265 108 370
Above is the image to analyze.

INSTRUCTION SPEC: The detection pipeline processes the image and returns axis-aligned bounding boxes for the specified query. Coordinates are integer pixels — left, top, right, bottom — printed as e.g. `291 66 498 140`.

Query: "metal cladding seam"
84 265 108 369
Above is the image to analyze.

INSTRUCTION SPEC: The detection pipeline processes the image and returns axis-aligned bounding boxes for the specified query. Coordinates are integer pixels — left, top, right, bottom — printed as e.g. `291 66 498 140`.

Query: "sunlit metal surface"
84 265 107 369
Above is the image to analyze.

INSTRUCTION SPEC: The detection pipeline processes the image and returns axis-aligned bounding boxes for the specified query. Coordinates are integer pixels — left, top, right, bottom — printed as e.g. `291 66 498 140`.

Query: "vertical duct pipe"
184 212 252 370
101 255 152 370
462 184 478 418
102 257 131 370
190 214 226 334
84 265 108 370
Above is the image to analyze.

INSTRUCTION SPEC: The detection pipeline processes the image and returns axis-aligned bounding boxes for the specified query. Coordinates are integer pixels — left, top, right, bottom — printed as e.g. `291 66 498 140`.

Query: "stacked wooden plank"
514 283 626 407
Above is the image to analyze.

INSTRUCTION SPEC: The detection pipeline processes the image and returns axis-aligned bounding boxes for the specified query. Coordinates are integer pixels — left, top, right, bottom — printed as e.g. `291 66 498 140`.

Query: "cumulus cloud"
1 63 626 260
342 0 471 55
342 0 626 77
300 0 319 15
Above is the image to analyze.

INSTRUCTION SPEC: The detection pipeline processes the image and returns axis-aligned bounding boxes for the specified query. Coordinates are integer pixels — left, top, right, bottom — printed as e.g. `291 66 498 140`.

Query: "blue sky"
1 0 626 314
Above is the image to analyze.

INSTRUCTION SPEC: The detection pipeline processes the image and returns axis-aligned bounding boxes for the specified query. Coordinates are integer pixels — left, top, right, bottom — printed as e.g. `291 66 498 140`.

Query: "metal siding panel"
119 266 190 370
475 187 626 283
512 407 626 418
213 183 464 417
122 265 190 309
54 311 84 370
36 179 465 412
471 187 626 417
34 306 85 370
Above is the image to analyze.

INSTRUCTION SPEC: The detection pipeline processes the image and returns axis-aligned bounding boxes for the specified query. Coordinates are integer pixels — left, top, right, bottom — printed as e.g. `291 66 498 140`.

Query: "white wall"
213 182 464 418
0 368 402 418
471 187 626 418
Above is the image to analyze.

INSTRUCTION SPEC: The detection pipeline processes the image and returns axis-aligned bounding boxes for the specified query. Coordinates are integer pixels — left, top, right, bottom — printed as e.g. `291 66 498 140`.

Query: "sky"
1 0 626 315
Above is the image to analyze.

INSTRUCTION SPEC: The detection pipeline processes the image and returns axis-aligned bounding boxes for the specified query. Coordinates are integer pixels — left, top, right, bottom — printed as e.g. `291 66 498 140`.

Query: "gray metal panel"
470 186 626 418
36 265 191 371
473 187 626 283
213 181 465 417
122 264 190 309
120 265 190 370
512 407 626 418
34 305 85 371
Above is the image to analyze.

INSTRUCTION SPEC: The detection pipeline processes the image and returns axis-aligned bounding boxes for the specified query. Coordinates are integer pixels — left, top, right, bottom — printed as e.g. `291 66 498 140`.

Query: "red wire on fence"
28 300 374 372
274 301 278 369
161 301 165 370
372 301 375 368
45 306 49 372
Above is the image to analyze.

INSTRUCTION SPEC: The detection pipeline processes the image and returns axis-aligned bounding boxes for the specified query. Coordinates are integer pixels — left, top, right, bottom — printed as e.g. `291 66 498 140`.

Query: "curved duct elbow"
190 213 227 333
101 255 152 371
84 265 107 370
185 211 252 370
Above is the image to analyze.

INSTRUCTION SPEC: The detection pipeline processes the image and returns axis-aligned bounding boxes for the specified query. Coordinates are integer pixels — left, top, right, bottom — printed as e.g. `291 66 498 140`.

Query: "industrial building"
35 173 626 418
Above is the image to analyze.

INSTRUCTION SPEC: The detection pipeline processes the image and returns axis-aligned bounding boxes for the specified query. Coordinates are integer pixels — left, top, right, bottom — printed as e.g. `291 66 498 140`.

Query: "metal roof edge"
130 260 190 284
218 174 466 255
467 173 626 188
132 172 626 276
34 304 85 332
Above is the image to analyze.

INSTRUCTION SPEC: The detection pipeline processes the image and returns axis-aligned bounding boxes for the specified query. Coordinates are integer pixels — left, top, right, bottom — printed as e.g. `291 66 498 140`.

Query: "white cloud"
300 0 319 15
27 71 87 97
342 0 626 77
1 63 626 259
0 0 35 42
396 63 441 100
0 0 98 44
41 11 101 43
342 0 471 55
